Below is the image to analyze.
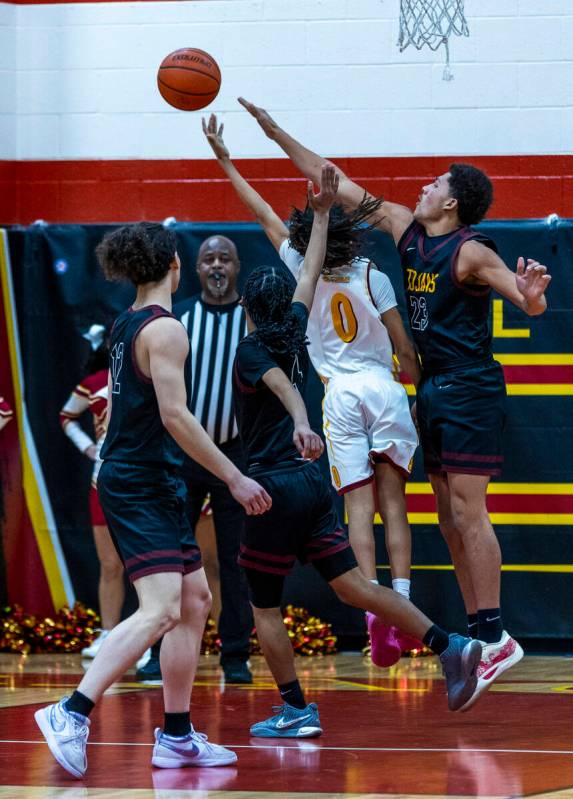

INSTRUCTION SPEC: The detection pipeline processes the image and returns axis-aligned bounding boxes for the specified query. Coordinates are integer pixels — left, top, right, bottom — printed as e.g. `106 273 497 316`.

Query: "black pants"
181 437 252 666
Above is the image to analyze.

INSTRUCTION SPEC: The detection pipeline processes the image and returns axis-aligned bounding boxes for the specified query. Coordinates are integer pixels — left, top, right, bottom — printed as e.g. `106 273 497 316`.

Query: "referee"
175 235 253 683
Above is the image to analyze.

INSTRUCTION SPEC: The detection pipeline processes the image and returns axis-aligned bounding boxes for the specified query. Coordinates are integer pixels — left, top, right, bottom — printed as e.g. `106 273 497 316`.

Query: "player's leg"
328 566 482 712
239 469 322 738
153 567 237 768
343 483 376 579
34 570 186 779
367 376 420 653
246 568 322 739
374 462 410 587
210 478 254 684
82 488 125 658
430 472 478 628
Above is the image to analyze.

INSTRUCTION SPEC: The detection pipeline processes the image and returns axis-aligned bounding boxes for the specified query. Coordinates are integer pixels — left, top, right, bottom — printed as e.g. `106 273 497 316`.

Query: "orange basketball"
157 48 221 111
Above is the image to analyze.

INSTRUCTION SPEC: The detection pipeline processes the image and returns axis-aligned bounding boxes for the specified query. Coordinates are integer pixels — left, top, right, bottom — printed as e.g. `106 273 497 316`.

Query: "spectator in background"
59 325 125 659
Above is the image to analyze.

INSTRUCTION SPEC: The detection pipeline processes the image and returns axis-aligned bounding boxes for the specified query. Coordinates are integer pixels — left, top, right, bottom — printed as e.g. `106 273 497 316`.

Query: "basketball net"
398 0 469 80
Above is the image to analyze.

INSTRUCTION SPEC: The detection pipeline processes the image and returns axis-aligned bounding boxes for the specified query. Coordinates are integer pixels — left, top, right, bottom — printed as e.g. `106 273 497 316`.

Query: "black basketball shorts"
416 359 507 477
97 461 202 583
238 461 358 608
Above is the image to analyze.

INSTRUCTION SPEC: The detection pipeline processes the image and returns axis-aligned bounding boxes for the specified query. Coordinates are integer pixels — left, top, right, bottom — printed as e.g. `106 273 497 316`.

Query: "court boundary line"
2 739 573 756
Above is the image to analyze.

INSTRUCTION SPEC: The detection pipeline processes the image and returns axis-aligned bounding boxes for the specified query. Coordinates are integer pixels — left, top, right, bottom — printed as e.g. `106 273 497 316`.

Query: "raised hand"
516 257 551 309
201 113 230 160
238 97 279 140
307 163 339 214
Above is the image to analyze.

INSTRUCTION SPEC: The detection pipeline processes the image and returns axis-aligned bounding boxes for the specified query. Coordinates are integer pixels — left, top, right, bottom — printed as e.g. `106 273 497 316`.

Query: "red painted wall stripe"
1 155 572 224
407 494 573 514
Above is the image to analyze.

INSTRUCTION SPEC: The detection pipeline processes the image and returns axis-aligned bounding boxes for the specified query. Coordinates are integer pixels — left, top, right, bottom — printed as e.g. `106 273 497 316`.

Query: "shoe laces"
190 730 223 754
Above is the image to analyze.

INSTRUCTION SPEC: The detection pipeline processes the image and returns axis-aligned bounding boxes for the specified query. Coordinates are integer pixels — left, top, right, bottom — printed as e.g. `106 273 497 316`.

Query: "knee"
145 598 182 635
332 573 363 607
449 493 486 532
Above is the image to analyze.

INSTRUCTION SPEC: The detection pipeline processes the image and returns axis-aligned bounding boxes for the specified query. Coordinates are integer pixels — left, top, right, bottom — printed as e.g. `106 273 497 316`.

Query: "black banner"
6 219 573 641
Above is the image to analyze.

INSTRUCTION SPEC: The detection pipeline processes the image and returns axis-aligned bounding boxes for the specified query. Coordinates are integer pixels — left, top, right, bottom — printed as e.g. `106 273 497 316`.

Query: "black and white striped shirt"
174 295 247 445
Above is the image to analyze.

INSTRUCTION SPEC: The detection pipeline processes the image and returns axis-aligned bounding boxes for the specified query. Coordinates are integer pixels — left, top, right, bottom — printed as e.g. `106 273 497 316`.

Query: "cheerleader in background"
59 325 125 658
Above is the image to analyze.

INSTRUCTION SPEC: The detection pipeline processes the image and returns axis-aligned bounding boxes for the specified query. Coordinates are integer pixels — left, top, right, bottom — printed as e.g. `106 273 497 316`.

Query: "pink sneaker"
396 629 424 653
366 613 401 667
460 630 524 712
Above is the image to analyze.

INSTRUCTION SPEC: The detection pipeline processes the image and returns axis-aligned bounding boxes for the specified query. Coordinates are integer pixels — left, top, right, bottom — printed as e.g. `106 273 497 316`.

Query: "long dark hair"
288 193 384 270
242 266 307 359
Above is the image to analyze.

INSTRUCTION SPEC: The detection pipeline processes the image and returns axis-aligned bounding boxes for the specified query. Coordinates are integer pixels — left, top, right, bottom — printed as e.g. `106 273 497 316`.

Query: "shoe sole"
448 640 482 712
249 726 323 738
34 708 85 780
151 753 238 768
460 641 524 712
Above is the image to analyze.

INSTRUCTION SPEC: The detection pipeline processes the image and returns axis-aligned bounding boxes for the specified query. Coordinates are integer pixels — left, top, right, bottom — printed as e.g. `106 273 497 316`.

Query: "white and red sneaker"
460 630 523 712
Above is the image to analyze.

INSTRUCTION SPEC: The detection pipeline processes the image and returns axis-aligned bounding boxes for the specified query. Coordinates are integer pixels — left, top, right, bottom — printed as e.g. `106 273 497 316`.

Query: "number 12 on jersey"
330 292 358 343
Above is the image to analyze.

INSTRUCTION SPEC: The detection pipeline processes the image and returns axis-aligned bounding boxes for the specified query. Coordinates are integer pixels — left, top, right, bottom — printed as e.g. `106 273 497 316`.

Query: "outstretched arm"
202 113 289 252
292 164 338 311
262 367 324 461
238 97 414 243
459 242 551 316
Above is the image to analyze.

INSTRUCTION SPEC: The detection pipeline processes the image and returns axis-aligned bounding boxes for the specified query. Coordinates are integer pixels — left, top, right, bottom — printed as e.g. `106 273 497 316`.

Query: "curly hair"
96 222 177 286
448 164 493 226
288 193 384 270
242 265 307 359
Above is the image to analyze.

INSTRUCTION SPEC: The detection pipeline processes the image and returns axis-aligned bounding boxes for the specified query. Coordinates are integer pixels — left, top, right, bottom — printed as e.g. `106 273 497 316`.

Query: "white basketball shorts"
322 370 418 494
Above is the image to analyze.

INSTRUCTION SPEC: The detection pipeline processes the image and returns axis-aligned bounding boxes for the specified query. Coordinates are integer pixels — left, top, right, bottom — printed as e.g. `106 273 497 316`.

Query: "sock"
422 624 450 656
65 690 95 718
369 579 378 584
392 578 411 600
467 613 479 639
163 712 191 737
278 679 306 710
477 608 503 644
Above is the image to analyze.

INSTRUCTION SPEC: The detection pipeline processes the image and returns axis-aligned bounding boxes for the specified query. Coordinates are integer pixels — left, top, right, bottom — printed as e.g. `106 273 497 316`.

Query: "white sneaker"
151 727 238 768
34 698 90 779
461 630 524 712
81 629 110 659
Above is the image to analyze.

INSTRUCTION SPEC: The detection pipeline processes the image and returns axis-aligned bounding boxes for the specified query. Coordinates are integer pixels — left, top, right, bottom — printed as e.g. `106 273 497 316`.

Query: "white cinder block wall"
3 0 572 161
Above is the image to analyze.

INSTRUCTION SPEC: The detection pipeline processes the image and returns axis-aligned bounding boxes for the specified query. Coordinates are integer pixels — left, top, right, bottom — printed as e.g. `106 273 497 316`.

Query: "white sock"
392 578 410 600
370 579 378 585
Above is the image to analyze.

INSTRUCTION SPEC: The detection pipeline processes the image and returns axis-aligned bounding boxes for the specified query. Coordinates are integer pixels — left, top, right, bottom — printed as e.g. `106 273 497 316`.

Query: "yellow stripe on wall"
376 564 573 573
0 230 73 609
405 482 573 495
399 513 573 526
404 383 573 396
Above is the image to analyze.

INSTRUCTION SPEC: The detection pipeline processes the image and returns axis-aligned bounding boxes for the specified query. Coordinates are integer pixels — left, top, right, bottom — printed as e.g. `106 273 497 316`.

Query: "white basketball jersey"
279 240 397 381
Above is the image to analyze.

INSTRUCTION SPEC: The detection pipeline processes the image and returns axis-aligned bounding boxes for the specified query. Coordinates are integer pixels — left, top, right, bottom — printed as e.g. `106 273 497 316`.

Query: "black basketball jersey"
100 305 187 468
398 221 498 374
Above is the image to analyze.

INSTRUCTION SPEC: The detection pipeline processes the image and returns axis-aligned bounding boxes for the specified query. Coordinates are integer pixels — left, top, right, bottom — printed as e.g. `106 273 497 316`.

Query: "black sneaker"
136 653 162 684
222 660 253 684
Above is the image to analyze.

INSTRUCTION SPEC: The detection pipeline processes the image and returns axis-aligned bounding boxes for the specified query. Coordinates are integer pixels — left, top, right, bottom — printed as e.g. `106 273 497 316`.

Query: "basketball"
157 48 221 111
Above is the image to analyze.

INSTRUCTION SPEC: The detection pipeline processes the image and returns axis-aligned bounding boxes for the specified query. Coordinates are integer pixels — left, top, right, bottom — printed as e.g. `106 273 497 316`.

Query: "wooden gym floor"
0 650 572 799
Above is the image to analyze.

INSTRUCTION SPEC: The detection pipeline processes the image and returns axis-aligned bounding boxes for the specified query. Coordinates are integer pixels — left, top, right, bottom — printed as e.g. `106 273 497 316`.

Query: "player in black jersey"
35 222 271 778
233 164 497 738
240 100 551 709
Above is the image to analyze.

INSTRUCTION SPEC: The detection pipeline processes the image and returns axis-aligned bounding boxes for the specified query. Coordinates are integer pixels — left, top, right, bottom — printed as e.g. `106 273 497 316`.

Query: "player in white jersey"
203 115 421 665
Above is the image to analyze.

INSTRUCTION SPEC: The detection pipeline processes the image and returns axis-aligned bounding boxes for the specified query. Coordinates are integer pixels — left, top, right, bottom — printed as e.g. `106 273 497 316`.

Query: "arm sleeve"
235 340 278 389
369 270 398 315
279 239 304 280
60 385 94 453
